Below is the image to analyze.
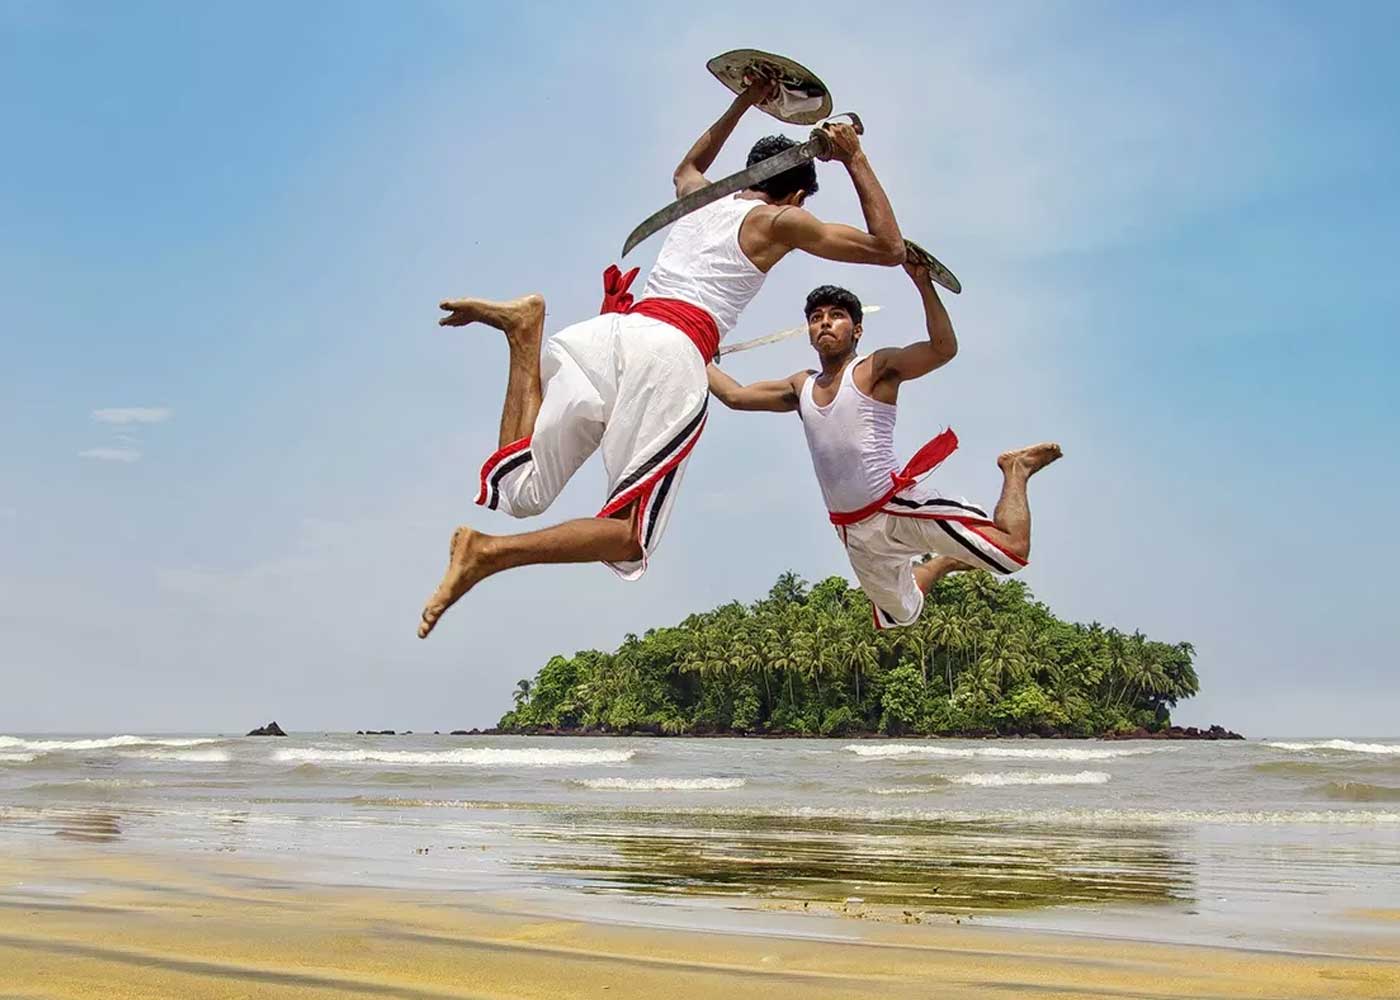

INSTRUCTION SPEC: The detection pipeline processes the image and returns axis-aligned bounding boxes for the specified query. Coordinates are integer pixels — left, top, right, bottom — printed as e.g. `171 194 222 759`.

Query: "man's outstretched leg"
418 507 642 639
440 294 546 448
913 555 971 593
978 441 1063 561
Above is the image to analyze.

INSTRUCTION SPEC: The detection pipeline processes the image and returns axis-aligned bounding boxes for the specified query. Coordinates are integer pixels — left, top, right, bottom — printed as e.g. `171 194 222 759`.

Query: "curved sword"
718 305 882 357
621 114 863 258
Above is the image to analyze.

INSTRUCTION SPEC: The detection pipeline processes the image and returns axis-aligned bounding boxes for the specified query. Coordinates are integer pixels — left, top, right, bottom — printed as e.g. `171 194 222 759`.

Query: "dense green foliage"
499 571 1198 737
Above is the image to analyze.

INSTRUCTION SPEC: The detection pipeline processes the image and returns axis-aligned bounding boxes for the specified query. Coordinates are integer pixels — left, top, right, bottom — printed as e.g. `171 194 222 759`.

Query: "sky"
1 1 1396 736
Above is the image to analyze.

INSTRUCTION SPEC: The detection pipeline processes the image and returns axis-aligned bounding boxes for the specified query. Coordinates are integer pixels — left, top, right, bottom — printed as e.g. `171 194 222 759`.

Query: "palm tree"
924 607 968 694
843 624 880 709
512 678 533 709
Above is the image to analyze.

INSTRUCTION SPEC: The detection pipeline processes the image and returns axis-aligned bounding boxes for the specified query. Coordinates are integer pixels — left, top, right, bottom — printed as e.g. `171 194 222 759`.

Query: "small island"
499 571 1225 739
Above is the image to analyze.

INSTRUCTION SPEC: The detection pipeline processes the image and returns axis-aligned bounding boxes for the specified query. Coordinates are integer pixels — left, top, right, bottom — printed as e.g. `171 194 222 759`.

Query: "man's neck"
818 350 856 379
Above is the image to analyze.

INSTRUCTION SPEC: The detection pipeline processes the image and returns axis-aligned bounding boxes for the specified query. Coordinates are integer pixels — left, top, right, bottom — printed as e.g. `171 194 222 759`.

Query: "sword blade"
622 136 825 257
718 305 881 356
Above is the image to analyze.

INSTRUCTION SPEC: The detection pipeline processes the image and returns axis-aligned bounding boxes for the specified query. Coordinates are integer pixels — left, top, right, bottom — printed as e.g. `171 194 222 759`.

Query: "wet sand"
1 851 1397 999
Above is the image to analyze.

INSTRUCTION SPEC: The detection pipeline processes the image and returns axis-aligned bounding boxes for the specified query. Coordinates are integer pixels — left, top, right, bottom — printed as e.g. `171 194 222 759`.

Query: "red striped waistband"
828 428 960 526
600 264 720 362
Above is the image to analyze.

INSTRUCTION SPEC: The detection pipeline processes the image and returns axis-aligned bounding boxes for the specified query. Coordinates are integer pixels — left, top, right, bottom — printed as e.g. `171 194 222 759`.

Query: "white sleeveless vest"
798 357 901 513
640 195 767 338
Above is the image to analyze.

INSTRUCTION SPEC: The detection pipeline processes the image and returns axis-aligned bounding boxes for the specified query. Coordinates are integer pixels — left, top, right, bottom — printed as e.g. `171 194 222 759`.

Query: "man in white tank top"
707 262 1063 629
418 79 908 639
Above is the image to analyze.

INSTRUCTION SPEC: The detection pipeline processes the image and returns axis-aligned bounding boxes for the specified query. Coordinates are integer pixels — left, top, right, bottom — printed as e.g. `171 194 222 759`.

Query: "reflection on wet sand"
2 808 127 843
55 811 122 842
520 811 1193 913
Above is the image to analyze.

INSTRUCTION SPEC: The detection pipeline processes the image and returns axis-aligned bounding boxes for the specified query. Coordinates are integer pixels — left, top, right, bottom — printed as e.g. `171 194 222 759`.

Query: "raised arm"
870 260 958 386
707 363 804 413
770 124 905 266
673 78 779 198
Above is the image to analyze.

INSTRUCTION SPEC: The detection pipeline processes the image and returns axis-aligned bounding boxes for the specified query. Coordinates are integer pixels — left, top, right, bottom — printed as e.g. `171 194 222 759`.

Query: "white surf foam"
769 805 1400 826
871 771 1110 793
123 749 231 763
1266 740 1400 756
952 770 1111 786
0 735 222 752
273 747 637 767
0 752 38 764
575 777 745 791
845 743 1155 761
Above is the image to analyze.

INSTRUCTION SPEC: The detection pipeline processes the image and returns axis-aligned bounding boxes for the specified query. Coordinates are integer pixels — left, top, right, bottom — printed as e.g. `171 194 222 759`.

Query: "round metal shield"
706 48 833 125
904 239 963 295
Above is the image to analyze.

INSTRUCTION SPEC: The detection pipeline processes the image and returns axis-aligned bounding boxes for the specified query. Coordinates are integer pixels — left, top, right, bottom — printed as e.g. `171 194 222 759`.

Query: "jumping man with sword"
706 258 1063 631
418 72 905 638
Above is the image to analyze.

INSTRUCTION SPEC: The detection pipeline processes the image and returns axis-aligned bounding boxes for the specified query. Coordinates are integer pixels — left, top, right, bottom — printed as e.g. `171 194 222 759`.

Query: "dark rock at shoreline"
246 721 286 737
1102 724 1244 741
357 729 397 736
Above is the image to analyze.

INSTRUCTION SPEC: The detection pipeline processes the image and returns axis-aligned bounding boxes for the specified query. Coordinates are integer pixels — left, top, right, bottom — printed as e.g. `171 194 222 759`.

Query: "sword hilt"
809 112 865 157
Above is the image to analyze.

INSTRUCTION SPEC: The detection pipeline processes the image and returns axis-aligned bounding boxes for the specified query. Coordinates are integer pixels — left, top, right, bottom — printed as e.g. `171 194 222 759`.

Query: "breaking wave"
871 771 1110 793
574 777 745 791
0 752 38 764
1266 740 1400 756
952 770 1110 786
0 735 222 753
845 743 1157 762
122 750 231 764
1319 781 1400 803
273 747 636 767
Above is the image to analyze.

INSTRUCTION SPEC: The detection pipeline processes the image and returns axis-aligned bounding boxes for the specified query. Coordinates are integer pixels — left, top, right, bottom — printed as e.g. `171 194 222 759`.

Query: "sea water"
2 733 1397 950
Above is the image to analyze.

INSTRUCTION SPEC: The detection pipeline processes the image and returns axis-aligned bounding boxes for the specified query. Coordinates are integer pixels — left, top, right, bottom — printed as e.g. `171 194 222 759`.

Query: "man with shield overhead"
418 53 906 638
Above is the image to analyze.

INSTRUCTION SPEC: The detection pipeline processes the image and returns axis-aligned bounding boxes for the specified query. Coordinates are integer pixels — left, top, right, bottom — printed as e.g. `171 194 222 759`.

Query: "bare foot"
417 527 493 639
998 442 1063 477
437 293 544 347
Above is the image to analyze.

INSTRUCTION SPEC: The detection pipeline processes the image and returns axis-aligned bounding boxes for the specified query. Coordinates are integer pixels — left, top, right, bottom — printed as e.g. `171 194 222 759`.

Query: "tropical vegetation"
499 571 1198 737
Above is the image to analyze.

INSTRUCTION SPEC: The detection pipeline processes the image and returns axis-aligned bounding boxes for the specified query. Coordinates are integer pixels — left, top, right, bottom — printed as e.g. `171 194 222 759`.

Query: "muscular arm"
672 79 776 197
770 138 905 266
707 363 804 413
870 263 958 386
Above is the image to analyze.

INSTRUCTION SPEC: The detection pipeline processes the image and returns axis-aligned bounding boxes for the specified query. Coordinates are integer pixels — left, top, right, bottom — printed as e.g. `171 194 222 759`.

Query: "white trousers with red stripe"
475 312 708 580
836 480 1028 629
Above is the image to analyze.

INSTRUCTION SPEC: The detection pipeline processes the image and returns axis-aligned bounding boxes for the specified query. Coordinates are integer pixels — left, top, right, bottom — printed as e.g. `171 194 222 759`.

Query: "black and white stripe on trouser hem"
600 399 708 516
485 449 533 511
934 520 1020 575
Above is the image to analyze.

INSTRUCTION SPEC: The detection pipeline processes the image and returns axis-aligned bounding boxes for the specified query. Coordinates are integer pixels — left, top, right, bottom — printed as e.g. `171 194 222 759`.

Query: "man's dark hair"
746 135 818 202
805 284 862 326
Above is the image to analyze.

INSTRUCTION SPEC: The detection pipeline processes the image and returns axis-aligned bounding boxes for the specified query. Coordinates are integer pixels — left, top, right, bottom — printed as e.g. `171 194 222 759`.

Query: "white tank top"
639 195 767 339
798 357 900 513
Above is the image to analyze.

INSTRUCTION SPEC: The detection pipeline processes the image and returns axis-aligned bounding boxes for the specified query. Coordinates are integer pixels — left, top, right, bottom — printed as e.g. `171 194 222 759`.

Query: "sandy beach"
3 848 1398 1000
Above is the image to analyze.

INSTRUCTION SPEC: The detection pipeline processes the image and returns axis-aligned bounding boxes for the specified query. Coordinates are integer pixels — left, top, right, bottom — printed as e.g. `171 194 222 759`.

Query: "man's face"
807 304 860 358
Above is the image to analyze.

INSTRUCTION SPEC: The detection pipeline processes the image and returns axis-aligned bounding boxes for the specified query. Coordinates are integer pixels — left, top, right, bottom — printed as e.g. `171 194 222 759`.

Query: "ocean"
3 733 1398 951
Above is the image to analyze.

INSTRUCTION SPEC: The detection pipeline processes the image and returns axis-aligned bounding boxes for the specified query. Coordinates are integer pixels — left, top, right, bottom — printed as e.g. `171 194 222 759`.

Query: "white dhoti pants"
837 480 1028 629
475 312 708 580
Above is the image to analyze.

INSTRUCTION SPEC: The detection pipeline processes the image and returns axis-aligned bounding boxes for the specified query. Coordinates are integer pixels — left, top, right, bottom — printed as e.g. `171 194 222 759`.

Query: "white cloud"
78 447 142 463
91 407 172 425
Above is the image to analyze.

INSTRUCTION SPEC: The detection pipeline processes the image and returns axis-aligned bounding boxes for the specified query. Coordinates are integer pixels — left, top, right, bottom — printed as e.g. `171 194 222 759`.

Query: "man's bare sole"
438 293 544 346
418 527 491 639
998 442 1063 476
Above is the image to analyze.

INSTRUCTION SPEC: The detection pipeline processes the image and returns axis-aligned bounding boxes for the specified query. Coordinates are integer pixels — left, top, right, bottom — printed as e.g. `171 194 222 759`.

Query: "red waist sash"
828 428 960 526
599 264 721 362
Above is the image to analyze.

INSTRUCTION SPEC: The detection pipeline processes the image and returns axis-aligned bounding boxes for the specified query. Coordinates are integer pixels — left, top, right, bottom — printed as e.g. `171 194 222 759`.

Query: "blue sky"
2 1 1396 734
